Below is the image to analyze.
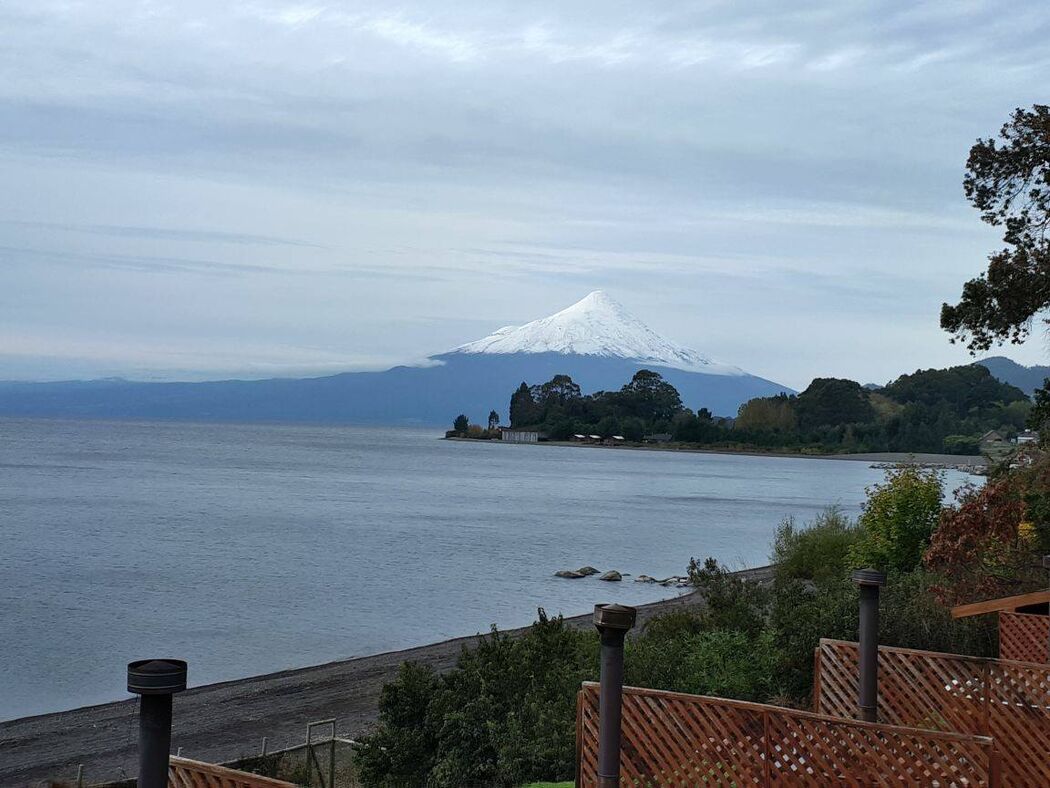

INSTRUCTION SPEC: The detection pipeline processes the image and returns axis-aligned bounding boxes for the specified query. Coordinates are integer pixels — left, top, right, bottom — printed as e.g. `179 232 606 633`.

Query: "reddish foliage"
924 478 1027 606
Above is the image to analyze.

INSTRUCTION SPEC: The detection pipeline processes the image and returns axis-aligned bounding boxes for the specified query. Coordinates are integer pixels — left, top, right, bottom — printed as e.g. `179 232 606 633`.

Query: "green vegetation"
503 364 1029 455
847 466 943 573
355 458 1050 786
940 104 1050 353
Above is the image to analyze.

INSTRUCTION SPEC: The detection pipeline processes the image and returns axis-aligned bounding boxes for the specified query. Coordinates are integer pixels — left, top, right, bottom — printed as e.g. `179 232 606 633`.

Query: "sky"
1 1 1048 391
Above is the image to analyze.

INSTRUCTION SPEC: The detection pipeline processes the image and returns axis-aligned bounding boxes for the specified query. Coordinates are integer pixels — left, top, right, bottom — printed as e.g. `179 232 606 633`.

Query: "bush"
628 627 780 702
924 477 1031 605
686 557 769 635
772 508 859 585
848 465 943 573
355 611 595 788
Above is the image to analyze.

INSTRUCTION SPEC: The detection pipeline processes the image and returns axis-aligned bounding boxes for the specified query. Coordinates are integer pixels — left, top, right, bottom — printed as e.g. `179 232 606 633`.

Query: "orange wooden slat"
951 590 1050 619
168 756 296 788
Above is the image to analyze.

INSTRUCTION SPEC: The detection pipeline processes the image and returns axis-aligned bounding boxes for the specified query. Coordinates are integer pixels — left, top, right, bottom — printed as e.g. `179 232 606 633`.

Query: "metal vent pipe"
127 658 187 788
852 569 886 723
593 603 636 788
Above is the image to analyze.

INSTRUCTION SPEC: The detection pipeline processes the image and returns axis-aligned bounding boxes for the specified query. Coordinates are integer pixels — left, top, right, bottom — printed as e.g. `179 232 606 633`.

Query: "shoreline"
445 437 987 471
0 567 771 786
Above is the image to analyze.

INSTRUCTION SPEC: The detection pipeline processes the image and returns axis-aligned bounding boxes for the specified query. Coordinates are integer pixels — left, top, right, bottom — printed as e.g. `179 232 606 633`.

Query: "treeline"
507 364 1031 454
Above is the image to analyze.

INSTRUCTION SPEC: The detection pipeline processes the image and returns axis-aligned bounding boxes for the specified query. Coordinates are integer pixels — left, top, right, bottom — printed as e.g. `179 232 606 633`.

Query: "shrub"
848 465 943 573
687 557 769 635
924 477 1030 605
772 508 859 585
355 612 595 788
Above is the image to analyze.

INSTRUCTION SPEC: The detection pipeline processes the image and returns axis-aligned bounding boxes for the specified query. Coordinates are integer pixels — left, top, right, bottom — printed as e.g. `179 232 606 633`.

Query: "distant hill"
976 356 1050 396
0 292 793 425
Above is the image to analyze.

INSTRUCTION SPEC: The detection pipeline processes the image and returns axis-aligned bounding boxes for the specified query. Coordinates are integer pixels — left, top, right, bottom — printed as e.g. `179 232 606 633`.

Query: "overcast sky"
2 1 1048 390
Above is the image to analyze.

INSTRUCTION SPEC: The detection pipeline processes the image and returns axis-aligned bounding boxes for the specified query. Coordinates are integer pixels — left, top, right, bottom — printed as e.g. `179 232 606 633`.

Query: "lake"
0 419 974 720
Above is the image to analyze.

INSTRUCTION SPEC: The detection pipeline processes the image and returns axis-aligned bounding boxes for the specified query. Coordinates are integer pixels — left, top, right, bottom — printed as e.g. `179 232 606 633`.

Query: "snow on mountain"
451 291 745 376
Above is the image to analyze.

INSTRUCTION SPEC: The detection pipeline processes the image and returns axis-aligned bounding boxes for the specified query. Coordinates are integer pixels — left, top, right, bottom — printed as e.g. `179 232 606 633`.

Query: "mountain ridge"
0 292 793 424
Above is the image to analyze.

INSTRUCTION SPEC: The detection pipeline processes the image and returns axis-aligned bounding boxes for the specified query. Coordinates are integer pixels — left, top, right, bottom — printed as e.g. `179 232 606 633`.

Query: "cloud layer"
2 1 1048 388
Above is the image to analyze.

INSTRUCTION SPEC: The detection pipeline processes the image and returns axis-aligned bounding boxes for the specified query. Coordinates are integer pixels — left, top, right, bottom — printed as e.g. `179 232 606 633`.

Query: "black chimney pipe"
127 659 187 788
851 569 886 723
593 603 636 788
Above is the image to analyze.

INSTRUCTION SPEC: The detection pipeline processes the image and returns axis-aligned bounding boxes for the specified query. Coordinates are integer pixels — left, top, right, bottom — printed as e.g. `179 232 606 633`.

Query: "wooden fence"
999 611 1050 663
814 639 1050 786
168 756 296 788
576 682 999 786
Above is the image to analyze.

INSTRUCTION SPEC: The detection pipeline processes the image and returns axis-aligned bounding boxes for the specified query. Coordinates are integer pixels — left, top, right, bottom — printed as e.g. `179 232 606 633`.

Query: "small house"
1017 430 1039 445
499 427 544 444
603 435 626 446
980 430 1007 453
643 433 672 444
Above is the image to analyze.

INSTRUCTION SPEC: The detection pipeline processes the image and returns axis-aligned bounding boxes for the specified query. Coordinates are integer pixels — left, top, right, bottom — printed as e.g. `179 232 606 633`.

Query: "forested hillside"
505 364 1030 454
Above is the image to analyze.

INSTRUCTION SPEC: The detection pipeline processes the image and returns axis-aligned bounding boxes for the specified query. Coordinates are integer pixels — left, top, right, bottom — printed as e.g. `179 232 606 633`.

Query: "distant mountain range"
0 291 793 425
976 356 1050 396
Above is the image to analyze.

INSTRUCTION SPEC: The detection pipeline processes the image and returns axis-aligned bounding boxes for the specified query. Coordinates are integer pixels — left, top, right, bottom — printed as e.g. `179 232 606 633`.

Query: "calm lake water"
0 419 974 720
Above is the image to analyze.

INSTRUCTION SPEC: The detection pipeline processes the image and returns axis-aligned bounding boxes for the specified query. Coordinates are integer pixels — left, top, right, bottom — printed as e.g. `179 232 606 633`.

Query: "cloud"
0 0 1047 386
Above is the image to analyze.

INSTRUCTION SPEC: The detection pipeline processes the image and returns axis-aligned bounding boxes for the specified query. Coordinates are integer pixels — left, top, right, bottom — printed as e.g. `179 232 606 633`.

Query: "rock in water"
635 575 656 583
555 570 585 579
576 566 600 576
599 570 622 581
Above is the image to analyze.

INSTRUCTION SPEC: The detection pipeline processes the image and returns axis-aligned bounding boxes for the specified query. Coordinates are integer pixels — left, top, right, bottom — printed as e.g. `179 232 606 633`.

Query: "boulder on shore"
599 570 622 582
576 566 600 576
555 570 585 579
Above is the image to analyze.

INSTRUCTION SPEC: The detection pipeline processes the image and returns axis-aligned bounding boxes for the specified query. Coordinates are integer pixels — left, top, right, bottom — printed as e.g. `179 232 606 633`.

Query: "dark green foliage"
771 508 859 585
627 627 781 702
941 105 1050 352
355 612 595 788
452 414 469 433
496 363 1029 454
1027 378 1050 441
617 370 684 423
943 434 981 455
488 410 500 430
355 662 441 787
509 382 540 427
795 378 875 429
884 364 1028 410
686 557 769 635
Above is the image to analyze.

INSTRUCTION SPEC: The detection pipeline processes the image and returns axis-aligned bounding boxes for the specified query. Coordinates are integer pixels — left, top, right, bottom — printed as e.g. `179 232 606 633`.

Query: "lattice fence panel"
999 612 1050 664
168 756 296 788
816 639 987 734
577 682 997 787
815 639 1050 787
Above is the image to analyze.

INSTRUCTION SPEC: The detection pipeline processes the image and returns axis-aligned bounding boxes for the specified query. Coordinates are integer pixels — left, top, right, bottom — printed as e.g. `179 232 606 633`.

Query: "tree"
488 410 500 430
530 374 582 408
735 394 797 432
617 369 684 422
925 478 1027 605
848 465 943 573
941 105 1050 351
509 382 538 427
453 414 469 433
795 378 875 430
1027 378 1050 441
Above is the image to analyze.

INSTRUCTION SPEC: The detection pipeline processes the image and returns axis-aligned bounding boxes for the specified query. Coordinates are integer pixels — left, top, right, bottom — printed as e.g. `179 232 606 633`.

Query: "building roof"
951 589 1050 619
980 430 1004 442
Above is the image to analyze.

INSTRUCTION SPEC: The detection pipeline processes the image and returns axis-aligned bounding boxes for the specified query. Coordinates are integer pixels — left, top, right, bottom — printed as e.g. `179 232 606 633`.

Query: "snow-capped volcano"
453 291 744 376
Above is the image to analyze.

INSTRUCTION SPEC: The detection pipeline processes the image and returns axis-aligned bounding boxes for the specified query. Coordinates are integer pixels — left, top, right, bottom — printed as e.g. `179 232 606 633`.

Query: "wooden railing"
1000 611 1050 663
576 682 999 786
814 638 1050 786
168 756 296 788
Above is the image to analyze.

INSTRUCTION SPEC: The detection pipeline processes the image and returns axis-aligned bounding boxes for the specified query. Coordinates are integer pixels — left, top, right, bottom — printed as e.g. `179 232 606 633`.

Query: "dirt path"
0 566 771 786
